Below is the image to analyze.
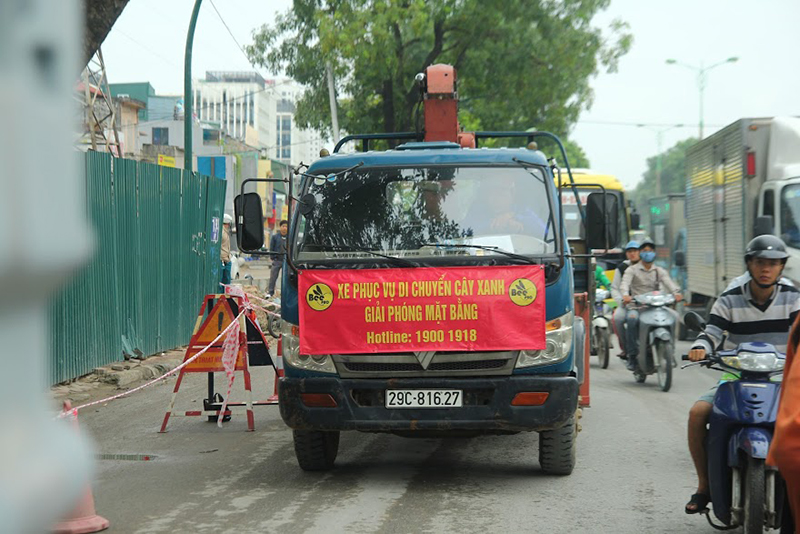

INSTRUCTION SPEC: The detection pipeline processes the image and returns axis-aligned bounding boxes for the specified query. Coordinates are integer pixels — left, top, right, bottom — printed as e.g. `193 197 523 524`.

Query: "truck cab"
234 64 617 475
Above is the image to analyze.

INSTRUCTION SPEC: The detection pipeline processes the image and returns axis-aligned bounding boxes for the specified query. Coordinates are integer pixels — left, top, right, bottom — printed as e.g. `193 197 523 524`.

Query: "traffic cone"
53 401 110 534
267 338 284 403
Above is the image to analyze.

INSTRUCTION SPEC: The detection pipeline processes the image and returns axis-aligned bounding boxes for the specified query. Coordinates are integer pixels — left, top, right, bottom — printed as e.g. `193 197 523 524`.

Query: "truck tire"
743 456 766 534
293 430 340 471
538 416 576 476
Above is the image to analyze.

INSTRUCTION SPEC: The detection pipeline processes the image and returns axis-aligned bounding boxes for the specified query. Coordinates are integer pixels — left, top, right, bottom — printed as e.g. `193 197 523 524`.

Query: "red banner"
298 266 546 355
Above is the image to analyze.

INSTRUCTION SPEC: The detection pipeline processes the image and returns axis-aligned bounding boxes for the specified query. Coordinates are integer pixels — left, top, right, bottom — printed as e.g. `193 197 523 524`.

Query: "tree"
631 137 698 212
247 0 631 141
84 0 130 67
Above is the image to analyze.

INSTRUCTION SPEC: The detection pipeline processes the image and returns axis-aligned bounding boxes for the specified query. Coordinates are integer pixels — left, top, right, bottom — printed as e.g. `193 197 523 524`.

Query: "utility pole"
184 0 203 171
326 62 340 144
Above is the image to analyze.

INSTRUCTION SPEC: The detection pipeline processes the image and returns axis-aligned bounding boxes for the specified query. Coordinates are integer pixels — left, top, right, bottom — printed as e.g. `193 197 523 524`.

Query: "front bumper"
278 375 578 433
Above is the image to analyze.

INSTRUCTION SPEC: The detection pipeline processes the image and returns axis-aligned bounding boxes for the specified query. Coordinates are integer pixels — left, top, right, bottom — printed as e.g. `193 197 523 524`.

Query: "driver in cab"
620 238 683 372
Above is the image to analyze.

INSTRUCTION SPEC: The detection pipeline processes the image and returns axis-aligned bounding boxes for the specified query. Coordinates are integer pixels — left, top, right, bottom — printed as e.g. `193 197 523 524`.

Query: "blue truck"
235 65 619 475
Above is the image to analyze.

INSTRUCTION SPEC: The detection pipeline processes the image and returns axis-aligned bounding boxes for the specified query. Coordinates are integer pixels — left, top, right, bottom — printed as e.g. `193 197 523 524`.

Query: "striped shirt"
692 279 800 354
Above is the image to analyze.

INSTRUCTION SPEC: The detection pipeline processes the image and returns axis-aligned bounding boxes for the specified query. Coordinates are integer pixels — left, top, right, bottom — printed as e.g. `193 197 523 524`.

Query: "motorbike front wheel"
597 328 610 369
654 339 672 392
743 456 766 534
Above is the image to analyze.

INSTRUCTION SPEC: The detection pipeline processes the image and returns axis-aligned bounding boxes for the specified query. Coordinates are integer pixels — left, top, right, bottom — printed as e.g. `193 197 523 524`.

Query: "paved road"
76 339 732 534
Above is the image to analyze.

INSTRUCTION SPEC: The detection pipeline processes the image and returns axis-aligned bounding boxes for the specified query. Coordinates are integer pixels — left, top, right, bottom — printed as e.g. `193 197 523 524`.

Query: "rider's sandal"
685 493 710 514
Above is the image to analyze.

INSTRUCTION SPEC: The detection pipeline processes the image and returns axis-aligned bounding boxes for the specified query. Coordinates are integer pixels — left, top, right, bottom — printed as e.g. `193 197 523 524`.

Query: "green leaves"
247 0 631 141
632 137 698 212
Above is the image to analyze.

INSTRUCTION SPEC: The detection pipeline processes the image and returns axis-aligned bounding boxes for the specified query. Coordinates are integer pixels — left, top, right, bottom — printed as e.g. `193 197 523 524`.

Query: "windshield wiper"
420 243 536 264
316 245 418 268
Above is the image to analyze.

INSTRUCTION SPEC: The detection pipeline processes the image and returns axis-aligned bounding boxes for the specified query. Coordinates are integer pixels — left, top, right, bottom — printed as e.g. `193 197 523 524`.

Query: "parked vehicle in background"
684 117 800 320
649 194 688 338
559 170 641 272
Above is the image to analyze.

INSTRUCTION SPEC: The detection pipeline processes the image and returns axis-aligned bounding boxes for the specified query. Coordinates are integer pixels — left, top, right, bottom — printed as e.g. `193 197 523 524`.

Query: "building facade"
193 72 327 167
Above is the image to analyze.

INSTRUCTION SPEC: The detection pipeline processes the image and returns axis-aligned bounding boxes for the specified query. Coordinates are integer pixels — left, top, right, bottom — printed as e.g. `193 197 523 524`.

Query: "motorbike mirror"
674 250 686 268
683 311 706 332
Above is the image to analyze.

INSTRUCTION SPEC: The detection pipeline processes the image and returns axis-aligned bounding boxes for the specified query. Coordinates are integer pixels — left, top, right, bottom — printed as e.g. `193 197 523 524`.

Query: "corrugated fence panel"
114 157 143 358
159 166 185 350
138 161 163 356
204 176 226 291
48 153 226 383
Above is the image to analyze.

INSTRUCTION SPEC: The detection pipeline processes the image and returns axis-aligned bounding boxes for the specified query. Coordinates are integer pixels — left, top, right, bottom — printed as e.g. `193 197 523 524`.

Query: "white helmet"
223 213 233 225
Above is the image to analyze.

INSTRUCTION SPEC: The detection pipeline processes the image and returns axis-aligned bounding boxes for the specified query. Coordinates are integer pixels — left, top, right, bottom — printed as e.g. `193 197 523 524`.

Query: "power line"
208 0 269 80
578 120 724 128
115 29 181 69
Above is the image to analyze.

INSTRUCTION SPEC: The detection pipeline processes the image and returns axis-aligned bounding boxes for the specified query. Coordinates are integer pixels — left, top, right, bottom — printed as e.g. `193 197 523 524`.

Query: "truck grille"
343 359 507 373
334 352 516 378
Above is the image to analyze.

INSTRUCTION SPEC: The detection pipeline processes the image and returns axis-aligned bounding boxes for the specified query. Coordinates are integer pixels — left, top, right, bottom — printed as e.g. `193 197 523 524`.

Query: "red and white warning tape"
57 308 247 419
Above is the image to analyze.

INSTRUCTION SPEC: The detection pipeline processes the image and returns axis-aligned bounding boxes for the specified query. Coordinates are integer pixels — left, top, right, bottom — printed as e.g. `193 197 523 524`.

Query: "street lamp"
637 123 685 196
666 57 738 140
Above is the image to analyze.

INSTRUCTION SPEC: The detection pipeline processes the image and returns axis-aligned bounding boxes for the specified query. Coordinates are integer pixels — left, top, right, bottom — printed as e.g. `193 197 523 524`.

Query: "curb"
94 357 183 388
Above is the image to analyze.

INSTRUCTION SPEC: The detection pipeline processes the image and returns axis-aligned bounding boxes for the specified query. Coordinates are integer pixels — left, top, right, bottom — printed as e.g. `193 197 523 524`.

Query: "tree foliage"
631 137 698 212
246 0 631 146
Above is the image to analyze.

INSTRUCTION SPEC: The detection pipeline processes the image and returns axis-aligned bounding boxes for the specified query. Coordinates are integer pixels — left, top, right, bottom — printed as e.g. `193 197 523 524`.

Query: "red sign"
298 266 546 355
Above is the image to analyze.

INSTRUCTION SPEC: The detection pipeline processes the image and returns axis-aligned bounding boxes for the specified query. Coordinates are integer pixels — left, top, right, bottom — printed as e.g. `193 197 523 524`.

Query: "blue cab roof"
306 145 550 174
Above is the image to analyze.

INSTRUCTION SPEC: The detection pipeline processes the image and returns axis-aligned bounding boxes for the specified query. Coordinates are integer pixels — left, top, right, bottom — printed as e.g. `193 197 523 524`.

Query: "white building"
193 72 328 167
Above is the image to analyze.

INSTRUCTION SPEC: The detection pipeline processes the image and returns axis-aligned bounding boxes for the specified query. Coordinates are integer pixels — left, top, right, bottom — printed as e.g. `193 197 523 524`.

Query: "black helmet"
639 238 655 249
744 235 789 261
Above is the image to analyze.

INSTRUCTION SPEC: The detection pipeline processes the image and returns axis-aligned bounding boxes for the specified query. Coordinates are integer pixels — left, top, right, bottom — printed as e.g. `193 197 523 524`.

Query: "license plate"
385 389 463 408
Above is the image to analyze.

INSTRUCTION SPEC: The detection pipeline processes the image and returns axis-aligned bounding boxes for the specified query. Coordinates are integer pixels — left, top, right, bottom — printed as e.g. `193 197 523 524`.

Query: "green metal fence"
49 152 226 384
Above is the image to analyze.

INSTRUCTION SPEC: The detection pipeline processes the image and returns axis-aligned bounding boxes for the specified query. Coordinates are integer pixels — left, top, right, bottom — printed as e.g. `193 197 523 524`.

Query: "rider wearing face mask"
620 238 683 371
684 235 800 515
610 241 641 360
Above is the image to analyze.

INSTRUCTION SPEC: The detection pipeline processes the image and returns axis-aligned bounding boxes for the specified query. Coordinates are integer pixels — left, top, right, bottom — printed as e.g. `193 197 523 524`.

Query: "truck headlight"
516 311 574 368
281 322 336 374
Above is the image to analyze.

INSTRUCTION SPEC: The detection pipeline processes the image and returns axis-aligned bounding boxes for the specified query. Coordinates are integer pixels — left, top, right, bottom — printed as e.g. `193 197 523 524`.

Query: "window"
282 147 291 159
763 189 775 218
295 165 557 263
780 185 800 248
152 127 169 146
282 117 291 131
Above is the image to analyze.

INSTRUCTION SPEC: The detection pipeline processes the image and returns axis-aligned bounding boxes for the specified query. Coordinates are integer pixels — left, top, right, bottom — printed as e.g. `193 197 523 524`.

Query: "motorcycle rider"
685 235 800 514
620 238 682 371
610 241 641 360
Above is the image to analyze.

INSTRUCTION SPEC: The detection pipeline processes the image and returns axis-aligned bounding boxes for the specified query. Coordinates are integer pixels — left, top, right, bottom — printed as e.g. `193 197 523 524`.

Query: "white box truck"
684 116 800 314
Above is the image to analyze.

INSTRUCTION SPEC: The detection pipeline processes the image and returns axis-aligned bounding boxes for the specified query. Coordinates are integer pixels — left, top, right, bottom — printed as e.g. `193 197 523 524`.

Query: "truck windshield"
781 184 800 248
294 165 557 263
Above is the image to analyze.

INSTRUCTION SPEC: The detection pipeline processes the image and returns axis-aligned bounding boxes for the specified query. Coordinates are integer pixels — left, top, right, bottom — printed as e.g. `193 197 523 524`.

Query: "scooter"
629 291 676 392
591 288 612 369
682 312 790 533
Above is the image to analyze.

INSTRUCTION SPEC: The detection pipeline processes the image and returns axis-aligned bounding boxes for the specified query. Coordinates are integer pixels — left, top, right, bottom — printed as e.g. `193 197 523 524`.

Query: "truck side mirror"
754 215 775 236
630 211 641 231
234 192 265 252
586 191 620 250
674 250 686 267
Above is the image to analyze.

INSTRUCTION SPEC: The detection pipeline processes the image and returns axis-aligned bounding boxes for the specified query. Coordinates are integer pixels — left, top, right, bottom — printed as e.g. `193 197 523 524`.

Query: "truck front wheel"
293 430 340 471
538 416 577 476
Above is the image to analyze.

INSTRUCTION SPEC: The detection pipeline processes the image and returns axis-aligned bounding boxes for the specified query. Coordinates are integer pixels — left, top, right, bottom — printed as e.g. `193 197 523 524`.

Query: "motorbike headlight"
517 311 574 368
721 352 785 373
281 321 336 374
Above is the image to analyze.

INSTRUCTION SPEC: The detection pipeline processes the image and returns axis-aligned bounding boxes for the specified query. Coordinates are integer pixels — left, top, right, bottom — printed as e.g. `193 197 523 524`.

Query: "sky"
102 0 800 190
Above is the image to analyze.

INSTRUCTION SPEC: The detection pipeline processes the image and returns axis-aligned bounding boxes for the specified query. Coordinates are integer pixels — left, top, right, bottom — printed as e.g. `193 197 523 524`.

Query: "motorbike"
591 287 612 369
629 291 676 392
682 312 791 533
